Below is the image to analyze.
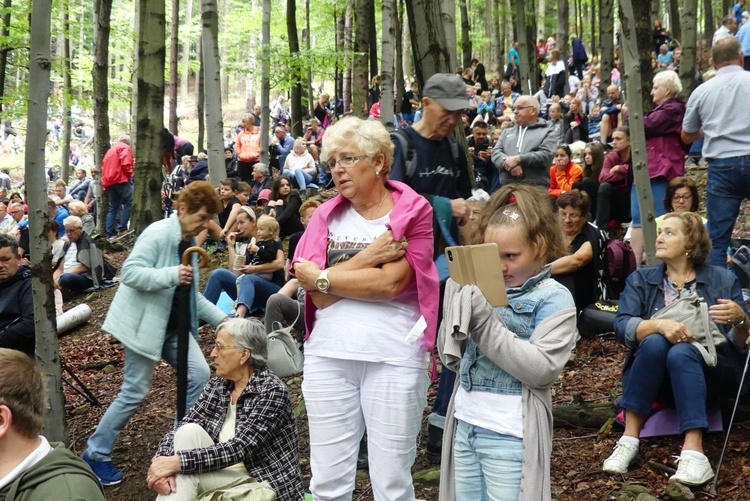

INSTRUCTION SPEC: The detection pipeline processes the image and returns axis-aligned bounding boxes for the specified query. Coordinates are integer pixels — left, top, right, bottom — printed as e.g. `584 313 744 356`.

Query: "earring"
375 170 380 178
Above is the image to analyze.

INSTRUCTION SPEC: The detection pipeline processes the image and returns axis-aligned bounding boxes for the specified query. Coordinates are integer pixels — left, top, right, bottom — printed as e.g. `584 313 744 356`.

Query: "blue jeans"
283 169 314 191
630 176 669 227
203 268 238 304
454 420 523 501
105 181 133 237
86 331 210 461
237 274 281 311
621 335 710 433
706 156 750 267
58 273 93 291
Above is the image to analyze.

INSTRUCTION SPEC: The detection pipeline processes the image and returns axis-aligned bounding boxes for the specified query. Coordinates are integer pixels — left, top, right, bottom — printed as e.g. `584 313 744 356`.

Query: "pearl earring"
375 171 380 178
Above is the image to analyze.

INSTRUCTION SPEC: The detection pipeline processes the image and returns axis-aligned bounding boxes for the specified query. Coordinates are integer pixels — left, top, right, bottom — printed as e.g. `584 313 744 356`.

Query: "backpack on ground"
604 239 636 299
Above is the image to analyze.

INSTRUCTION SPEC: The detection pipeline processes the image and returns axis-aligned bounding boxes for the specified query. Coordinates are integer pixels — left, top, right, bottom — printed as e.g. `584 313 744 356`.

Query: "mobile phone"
445 243 508 307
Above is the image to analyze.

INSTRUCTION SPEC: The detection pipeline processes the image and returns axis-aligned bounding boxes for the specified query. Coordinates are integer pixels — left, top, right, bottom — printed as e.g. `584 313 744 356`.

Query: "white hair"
653 70 682 97
63 215 83 228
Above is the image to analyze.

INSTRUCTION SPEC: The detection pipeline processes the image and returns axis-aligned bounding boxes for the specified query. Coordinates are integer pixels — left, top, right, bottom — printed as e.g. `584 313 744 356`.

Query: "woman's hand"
657 319 695 344
147 455 181 490
294 258 322 291
275 199 284 207
709 298 747 326
239 264 256 275
357 230 407 266
226 231 238 246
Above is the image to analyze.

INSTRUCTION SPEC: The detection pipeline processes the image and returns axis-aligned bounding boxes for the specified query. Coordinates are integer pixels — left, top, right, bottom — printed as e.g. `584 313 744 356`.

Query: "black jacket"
0 266 34 356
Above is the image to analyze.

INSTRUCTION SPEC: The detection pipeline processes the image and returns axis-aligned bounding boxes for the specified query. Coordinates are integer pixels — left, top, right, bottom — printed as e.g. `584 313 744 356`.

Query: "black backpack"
390 128 460 183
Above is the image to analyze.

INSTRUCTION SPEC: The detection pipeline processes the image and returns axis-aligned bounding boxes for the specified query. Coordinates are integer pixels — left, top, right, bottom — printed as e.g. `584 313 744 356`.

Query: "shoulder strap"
391 128 417 181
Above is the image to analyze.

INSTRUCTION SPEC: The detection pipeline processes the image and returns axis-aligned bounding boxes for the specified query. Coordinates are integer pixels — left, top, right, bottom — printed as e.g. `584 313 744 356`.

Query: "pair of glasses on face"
558 211 582 221
214 341 239 352
323 155 368 173
672 194 693 202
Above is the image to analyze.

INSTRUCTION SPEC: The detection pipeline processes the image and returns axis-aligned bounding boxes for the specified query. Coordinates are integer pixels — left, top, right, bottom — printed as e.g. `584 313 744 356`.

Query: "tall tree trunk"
557 0 569 72
200 0 224 185
591 0 597 58
260 0 270 165
669 0 681 41
394 0 404 109
405 0 452 90
459 0 472 67
352 0 371 117
168 0 179 133
305 0 313 114
679 0 697 97
132 0 165 234
0 0 12 114
287 0 303 137
488 0 500 74
92 0 111 234
381 0 395 131
28 0 66 443
498 0 506 75
537 0 546 39
440 0 458 70
197 36 204 151
335 7 344 107
180 0 192 102
702 0 713 46
220 0 231 104
599 0 615 95
401 0 413 78
368 0 377 79
61 4 72 183
620 0 657 265
515 0 539 94
343 2 352 113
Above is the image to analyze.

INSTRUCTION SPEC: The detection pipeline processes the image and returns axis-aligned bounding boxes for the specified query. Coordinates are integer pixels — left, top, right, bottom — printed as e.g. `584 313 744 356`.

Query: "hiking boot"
425 423 443 464
670 452 714 486
82 450 124 485
602 440 639 474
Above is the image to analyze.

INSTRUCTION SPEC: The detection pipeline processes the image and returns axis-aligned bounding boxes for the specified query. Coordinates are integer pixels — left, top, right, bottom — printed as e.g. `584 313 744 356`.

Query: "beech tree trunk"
132 0 165 234
61 6 72 183
335 7 344 108
487 0 499 74
0 0 11 113
180 0 192 102
380 0 395 131
515 0 539 93
352 0 371 117
702 0 713 46
368 0 378 79
343 3 352 113
305 0 313 114
169 0 179 133
405 0 452 90
200 0 225 185
557 0 569 80
394 0 404 111
669 0 681 41
197 36 204 151
92 0 111 234
28 0 67 443
459 0 472 68
287 0 303 137
260 0 270 165
679 0 698 98
599 0 615 95
440 0 458 70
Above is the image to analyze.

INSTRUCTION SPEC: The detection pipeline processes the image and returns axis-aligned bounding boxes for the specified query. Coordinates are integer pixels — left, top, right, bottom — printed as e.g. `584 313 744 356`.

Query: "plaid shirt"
155 368 303 501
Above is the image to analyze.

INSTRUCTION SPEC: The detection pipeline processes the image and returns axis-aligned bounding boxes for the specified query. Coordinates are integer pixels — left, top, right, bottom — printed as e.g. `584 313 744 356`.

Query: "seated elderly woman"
291 116 438 500
53 215 115 292
603 212 750 487
147 318 303 501
550 190 608 311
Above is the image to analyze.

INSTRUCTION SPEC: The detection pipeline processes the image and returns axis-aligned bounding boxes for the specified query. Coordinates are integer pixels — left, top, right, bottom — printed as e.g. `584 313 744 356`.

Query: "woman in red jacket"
548 144 583 199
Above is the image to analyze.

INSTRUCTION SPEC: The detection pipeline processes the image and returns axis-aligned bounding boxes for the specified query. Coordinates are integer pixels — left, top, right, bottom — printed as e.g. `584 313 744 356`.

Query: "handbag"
651 292 726 367
578 300 618 338
266 305 304 378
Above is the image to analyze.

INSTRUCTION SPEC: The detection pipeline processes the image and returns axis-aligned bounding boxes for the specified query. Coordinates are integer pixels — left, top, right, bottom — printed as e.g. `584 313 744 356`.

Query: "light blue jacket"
102 214 226 361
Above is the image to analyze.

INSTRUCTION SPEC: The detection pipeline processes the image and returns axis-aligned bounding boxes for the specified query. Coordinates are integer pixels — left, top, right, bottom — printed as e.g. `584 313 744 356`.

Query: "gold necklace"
670 269 693 292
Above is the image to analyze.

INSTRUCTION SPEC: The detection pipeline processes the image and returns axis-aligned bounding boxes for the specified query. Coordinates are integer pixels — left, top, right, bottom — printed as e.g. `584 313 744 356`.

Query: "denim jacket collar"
641 262 715 289
507 265 552 295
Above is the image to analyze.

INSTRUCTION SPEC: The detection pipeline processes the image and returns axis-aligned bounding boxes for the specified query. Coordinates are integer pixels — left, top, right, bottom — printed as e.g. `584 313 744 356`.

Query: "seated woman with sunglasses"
550 190 608 311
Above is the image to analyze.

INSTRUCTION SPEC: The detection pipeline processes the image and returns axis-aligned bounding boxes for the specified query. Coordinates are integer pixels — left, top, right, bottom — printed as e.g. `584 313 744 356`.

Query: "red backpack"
605 239 637 299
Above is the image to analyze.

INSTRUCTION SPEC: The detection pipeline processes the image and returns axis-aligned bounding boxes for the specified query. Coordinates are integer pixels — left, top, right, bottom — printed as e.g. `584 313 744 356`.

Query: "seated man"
0 348 106 500
0 235 33 356
53 216 115 292
68 168 92 201
48 198 68 237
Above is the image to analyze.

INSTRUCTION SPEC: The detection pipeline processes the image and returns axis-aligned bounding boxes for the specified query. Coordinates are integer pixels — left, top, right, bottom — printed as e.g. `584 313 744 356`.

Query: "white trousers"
155 423 248 501
302 355 429 501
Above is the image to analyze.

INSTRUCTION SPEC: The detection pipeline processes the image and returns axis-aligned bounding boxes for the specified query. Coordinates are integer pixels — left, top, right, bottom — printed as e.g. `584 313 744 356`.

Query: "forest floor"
61 165 750 501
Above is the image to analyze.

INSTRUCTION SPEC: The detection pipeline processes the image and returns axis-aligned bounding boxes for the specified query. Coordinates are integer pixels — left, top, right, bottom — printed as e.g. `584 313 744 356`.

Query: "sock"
682 450 707 461
619 435 639 448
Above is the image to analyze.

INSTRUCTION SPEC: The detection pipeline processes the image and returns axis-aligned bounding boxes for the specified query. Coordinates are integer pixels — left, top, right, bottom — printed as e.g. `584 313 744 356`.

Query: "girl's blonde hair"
474 184 566 263
257 214 280 241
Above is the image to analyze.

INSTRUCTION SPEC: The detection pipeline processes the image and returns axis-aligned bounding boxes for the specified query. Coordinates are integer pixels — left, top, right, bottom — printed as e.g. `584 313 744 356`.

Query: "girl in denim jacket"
438 184 578 501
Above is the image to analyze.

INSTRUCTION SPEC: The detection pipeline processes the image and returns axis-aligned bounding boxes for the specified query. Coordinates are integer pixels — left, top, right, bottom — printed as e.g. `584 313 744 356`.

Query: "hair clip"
508 194 517 204
502 209 520 221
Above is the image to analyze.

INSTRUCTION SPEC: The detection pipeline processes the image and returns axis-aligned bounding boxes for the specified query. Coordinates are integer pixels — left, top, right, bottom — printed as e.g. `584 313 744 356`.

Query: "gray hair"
118 135 130 145
723 15 736 26
320 116 394 177
63 215 83 228
653 70 682 97
254 163 269 176
217 318 268 369
517 95 540 112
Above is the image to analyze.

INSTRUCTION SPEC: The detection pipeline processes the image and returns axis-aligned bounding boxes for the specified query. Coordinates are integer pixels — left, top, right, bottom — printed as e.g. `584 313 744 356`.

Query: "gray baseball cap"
423 73 468 111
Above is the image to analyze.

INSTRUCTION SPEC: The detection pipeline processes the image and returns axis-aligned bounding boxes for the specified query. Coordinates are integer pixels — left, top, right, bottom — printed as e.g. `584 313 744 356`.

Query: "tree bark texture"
305 0 313 115
343 2 352 113
591 0 597 58
620 0 657 265
28 0 67 444
440 0 458 70
459 0 472 68
514 0 539 94
599 0 615 95
352 0 371 117
260 0 270 165
197 36 204 151
394 0 404 111
180 0 192 102
200 0 225 185
368 0 377 79
405 0 452 91
287 0 303 138
487 0 500 75
132 0 166 234
169 0 179 133
702 0 713 46
92 0 111 234
0 0 11 113
557 0 569 79
335 7 344 106
61 6 72 183
679 0 698 98
380 0 395 131
668 0 681 41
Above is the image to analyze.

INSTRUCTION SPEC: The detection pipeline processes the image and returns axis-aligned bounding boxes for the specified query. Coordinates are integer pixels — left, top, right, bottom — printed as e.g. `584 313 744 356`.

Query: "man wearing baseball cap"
389 72 473 464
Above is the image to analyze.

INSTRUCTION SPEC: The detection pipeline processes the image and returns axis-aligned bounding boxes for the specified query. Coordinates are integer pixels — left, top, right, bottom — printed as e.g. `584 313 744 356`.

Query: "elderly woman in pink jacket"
292 117 438 501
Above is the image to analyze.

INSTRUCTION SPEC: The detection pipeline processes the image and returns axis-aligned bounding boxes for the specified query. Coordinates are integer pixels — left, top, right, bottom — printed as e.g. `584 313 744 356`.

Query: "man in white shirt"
713 15 738 46
0 202 17 237
0 348 105 499
53 216 93 291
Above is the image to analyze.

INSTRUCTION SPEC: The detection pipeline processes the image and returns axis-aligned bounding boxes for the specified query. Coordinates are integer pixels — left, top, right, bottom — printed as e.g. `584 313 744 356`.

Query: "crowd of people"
4 13 750 501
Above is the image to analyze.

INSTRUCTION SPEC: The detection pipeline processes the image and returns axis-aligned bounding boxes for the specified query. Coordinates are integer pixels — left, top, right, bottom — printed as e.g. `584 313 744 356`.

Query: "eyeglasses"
324 155 368 173
672 194 693 202
64 228 81 234
214 341 239 352
514 105 535 111
558 211 582 221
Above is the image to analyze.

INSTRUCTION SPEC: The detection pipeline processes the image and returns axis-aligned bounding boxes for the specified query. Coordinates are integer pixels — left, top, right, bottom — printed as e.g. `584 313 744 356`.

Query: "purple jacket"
644 97 687 180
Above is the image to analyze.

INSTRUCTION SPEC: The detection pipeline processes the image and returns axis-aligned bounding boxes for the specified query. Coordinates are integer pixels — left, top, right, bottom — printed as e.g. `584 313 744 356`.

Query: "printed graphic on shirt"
327 232 372 266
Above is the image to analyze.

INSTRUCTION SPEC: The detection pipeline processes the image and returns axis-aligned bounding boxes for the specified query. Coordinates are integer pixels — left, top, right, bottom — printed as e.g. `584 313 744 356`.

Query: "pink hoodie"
291 180 440 353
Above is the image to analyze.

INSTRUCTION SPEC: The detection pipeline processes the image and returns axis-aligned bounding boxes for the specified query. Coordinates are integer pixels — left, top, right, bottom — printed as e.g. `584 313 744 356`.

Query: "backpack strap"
391 128 417 182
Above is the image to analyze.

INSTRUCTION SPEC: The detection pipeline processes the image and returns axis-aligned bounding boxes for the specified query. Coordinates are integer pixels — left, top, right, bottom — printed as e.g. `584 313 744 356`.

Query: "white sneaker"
670 452 714 486
602 441 639 474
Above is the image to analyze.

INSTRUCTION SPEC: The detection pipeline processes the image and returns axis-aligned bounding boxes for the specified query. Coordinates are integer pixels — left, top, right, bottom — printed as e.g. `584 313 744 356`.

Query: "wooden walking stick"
176 246 209 421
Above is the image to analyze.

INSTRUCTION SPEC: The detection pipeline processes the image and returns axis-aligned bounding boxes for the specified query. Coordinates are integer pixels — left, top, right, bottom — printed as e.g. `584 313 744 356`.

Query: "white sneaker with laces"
602 441 639 474
670 452 714 486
